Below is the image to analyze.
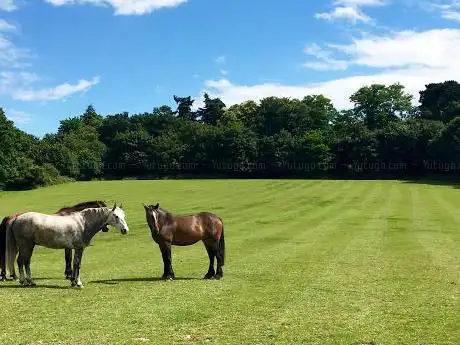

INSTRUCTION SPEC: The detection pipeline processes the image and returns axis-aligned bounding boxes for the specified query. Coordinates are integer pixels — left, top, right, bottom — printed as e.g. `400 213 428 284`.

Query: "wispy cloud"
0 34 33 68
44 0 188 15
6 109 32 124
437 0 460 21
420 0 460 21
0 16 100 103
315 6 372 23
442 10 460 20
303 29 460 71
0 19 16 32
214 56 226 64
334 0 387 6
12 76 101 101
0 0 17 12
302 43 349 71
315 0 388 24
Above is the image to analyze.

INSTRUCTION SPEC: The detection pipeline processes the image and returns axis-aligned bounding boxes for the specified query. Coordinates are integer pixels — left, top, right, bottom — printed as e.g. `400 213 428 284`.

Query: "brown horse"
0 200 108 281
143 203 225 280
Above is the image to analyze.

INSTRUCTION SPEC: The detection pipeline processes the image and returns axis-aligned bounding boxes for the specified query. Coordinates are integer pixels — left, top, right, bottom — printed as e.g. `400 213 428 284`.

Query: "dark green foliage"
419 81 460 123
1 81 460 190
196 93 226 126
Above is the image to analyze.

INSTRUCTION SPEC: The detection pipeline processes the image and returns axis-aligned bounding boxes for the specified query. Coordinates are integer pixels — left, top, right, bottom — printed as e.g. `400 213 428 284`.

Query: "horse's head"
106 203 129 235
143 203 162 234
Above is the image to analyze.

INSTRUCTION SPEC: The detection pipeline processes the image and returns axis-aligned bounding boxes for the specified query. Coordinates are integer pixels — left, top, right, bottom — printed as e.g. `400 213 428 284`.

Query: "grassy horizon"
0 179 458 345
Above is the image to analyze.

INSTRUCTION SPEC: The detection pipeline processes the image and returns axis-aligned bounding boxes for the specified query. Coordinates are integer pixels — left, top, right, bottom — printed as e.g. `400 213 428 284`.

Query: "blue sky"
0 0 459 137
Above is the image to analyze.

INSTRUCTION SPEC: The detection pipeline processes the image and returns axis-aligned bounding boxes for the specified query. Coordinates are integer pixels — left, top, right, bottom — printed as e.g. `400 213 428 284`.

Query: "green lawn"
0 179 458 345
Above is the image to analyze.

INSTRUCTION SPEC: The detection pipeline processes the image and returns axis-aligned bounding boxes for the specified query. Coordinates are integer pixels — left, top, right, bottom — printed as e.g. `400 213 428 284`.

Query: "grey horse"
5 203 129 288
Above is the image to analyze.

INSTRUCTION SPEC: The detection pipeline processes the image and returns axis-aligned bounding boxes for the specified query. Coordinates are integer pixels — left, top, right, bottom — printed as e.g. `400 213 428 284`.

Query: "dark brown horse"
143 203 225 280
0 200 108 281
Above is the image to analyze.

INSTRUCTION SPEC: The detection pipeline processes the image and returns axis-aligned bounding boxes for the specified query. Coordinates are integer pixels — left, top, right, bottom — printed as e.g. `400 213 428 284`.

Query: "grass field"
0 179 459 345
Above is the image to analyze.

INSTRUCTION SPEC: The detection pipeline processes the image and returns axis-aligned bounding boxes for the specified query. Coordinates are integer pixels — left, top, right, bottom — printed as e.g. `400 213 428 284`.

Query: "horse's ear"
120 203 123 209
112 203 117 211
154 203 159 209
143 203 148 211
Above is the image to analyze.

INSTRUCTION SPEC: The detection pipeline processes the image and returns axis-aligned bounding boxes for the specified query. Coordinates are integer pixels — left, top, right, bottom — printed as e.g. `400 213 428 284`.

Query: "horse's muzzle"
121 228 128 235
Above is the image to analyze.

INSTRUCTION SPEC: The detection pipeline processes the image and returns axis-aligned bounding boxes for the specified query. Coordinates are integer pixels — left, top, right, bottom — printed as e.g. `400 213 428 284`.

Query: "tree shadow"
89 276 200 285
398 176 460 189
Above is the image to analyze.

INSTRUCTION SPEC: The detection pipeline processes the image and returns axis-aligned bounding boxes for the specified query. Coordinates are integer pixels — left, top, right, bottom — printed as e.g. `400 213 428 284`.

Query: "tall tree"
350 83 413 130
173 95 196 121
419 80 460 123
196 93 226 125
81 104 103 128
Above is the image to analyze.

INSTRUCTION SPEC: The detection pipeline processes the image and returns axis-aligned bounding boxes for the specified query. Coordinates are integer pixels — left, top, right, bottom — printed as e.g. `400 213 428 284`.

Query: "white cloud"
199 29 460 111
425 0 460 21
12 76 100 101
303 29 460 71
0 19 99 103
0 35 33 68
315 6 372 23
0 0 17 11
6 109 32 124
316 0 388 23
0 70 40 86
329 29 460 69
44 0 188 15
303 43 349 70
0 19 16 32
220 69 228 76
334 0 387 6
442 10 460 20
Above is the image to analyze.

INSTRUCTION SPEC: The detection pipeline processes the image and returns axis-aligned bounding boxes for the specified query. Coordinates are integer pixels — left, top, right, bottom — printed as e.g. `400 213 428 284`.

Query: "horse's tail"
5 217 18 276
217 218 225 266
0 217 8 277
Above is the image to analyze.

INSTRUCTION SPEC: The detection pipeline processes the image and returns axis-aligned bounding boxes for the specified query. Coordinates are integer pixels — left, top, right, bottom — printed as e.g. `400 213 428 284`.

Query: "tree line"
1 80 460 190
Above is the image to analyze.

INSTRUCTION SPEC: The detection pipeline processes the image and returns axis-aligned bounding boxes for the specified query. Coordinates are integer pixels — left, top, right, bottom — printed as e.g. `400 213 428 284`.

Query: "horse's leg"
64 248 73 280
8 245 17 281
203 240 216 279
0 251 6 281
23 244 36 287
71 248 84 288
215 242 223 280
16 248 26 286
159 243 174 280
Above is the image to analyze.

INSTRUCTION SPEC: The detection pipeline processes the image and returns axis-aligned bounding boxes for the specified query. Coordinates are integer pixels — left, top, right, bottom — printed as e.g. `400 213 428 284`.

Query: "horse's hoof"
0 275 6 282
213 274 222 280
28 281 37 287
10 274 17 281
162 274 174 280
204 274 215 280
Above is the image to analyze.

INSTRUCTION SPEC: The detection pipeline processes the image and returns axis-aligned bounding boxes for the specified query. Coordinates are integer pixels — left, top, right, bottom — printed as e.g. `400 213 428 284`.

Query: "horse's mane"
56 200 107 213
154 206 176 225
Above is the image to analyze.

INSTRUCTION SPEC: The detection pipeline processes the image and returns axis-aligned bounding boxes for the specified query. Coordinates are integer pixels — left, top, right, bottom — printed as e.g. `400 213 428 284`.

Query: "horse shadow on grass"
0 283 71 290
89 276 199 285
0 277 83 290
